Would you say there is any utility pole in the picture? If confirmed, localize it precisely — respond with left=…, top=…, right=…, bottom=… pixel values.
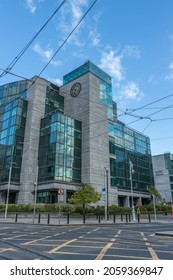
left=33, top=164, right=38, bottom=223
left=4, top=146, right=16, bottom=219
left=4, top=166, right=12, bottom=219
left=104, top=167, right=109, bottom=220
left=129, top=160, right=136, bottom=221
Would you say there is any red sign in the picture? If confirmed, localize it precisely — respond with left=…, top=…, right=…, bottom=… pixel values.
left=58, top=188, right=64, bottom=195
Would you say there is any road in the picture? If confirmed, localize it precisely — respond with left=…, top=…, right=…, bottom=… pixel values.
left=0, top=222, right=173, bottom=260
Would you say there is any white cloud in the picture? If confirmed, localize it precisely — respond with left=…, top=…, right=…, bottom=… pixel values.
left=33, top=43, right=53, bottom=60
left=26, top=0, right=36, bottom=14
left=165, top=61, right=173, bottom=81
left=99, top=45, right=140, bottom=83
left=122, top=45, right=140, bottom=59
left=99, top=46, right=144, bottom=104
left=32, top=43, right=61, bottom=65
left=25, top=0, right=44, bottom=14
left=165, top=34, right=173, bottom=81
left=89, top=29, right=100, bottom=46
left=99, top=49, right=124, bottom=82
left=48, top=77, right=63, bottom=86
left=58, top=0, right=89, bottom=46
left=119, top=81, right=144, bottom=101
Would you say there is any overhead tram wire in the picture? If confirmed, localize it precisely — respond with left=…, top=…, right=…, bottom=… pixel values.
left=0, top=0, right=67, bottom=78
left=0, top=0, right=98, bottom=110
left=34, top=0, right=98, bottom=80
left=0, top=67, right=31, bottom=82
left=118, top=92, right=173, bottom=117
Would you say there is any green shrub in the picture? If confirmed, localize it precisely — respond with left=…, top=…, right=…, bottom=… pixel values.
left=61, top=204, right=75, bottom=214
left=109, top=205, right=121, bottom=215
left=94, top=206, right=105, bottom=215
left=0, top=204, right=5, bottom=212
left=74, top=205, right=94, bottom=214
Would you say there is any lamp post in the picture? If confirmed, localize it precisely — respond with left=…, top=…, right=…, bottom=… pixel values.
left=152, top=194, right=157, bottom=221
left=33, top=164, right=38, bottom=223
left=4, top=146, right=16, bottom=219
left=129, top=160, right=136, bottom=221
left=104, top=167, right=109, bottom=220
left=4, top=165, right=12, bottom=219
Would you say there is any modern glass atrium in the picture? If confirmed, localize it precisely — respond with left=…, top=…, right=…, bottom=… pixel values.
left=109, top=121, right=153, bottom=192
left=0, top=81, right=28, bottom=185
left=38, top=112, right=82, bottom=183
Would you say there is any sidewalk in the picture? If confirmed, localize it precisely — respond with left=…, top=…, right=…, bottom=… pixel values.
left=1, top=214, right=173, bottom=237
left=0, top=213, right=172, bottom=225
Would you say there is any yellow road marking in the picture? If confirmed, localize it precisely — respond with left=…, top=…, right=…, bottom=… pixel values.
left=0, top=248, right=16, bottom=253
left=95, top=230, right=122, bottom=260
left=4, top=234, right=27, bottom=240
left=54, top=251, right=151, bottom=259
left=67, top=244, right=103, bottom=249
left=53, top=232, right=66, bottom=236
left=148, top=247, right=159, bottom=260
left=21, top=235, right=52, bottom=245
left=141, top=232, right=159, bottom=260
left=48, top=239, right=77, bottom=254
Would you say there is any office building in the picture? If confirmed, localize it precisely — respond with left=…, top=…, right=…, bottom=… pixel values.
left=0, top=61, right=154, bottom=206
left=152, top=152, right=173, bottom=203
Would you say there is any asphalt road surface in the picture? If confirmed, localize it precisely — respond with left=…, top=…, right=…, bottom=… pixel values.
left=0, top=222, right=173, bottom=260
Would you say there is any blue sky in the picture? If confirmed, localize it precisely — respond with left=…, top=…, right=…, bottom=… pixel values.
left=0, top=0, right=173, bottom=155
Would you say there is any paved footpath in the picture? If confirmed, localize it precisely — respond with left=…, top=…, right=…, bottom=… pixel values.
left=0, top=214, right=173, bottom=236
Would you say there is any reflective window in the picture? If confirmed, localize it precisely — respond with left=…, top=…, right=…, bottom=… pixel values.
left=38, top=111, right=82, bottom=183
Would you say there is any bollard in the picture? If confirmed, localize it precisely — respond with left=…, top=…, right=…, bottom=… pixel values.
left=126, top=214, right=128, bottom=223
left=83, top=213, right=85, bottom=224
left=15, top=213, right=18, bottom=223
left=47, top=214, right=50, bottom=224
left=38, top=213, right=41, bottom=224
left=121, top=214, right=123, bottom=222
left=137, top=214, right=140, bottom=223
left=113, top=214, right=116, bottom=223
left=98, top=214, right=101, bottom=223
left=148, top=213, right=151, bottom=223
left=67, top=213, right=69, bottom=224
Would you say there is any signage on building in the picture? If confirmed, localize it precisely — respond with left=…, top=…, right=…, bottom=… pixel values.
left=58, top=188, right=64, bottom=195
left=155, top=170, right=164, bottom=176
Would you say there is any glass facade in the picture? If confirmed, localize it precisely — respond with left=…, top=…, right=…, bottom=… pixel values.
left=109, top=121, right=153, bottom=192
left=0, top=97, right=27, bottom=183
left=38, top=112, right=82, bottom=183
left=63, top=60, right=114, bottom=120
left=45, top=84, right=64, bottom=115
left=63, top=60, right=111, bottom=85
left=0, top=80, right=28, bottom=105
left=164, top=153, right=173, bottom=175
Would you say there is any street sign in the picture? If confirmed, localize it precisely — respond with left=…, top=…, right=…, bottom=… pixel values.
left=58, top=195, right=64, bottom=202
left=102, top=187, right=106, bottom=194
left=101, top=195, right=106, bottom=201
left=58, top=188, right=64, bottom=195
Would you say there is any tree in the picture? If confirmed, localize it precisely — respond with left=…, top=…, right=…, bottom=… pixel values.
left=148, top=186, right=162, bottom=202
left=68, top=184, right=101, bottom=223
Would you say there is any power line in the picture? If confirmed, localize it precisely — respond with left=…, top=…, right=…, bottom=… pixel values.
left=0, top=0, right=67, bottom=78
left=118, top=92, right=173, bottom=117
left=151, top=136, right=173, bottom=141
left=0, top=67, right=30, bottom=81
left=35, top=0, right=98, bottom=79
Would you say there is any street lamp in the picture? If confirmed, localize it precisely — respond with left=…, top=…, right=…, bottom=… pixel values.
left=4, top=145, right=16, bottom=219
left=129, top=160, right=136, bottom=221
left=33, top=164, right=38, bottom=223
left=152, top=194, right=157, bottom=221
left=4, top=162, right=16, bottom=219
left=104, top=167, right=109, bottom=220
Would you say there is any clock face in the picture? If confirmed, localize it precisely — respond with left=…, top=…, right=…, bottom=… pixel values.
left=70, top=83, right=81, bottom=97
